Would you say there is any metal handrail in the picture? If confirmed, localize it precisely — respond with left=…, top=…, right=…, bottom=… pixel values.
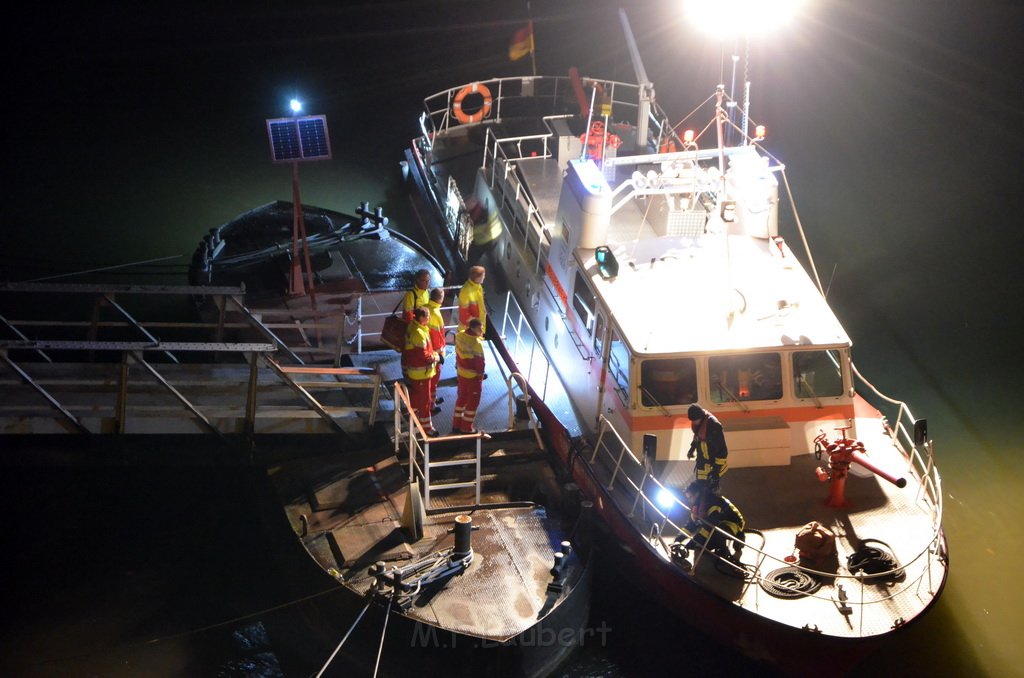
left=851, top=360, right=943, bottom=522
left=392, top=381, right=489, bottom=511
left=498, top=291, right=554, bottom=401
left=482, top=127, right=552, bottom=279
left=505, top=371, right=544, bottom=451
left=421, top=76, right=645, bottom=138
left=349, top=287, right=463, bottom=355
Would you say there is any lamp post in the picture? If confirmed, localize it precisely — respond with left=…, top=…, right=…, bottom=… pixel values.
left=287, top=99, right=310, bottom=296
left=684, top=0, right=803, bottom=145
left=266, top=99, right=332, bottom=297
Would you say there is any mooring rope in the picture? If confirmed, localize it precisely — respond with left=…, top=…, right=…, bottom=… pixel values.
left=315, top=599, right=372, bottom=678
left=372, top=597, right=394, bottom=678
left=847, top=538, right=905, bottom=581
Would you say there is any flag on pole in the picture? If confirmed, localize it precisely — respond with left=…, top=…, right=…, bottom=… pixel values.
left=509, top=21, right=534, bottom=61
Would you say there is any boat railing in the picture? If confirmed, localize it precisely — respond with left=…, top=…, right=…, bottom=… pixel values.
left=347, top=287, right=463, bottom=355
left=422, top=76, right=644, bottom=139
left=851, top=361, right=944, bottom=524
left=498, top=290, right=557, bottom=403
left=505, top=370, right=545, bottom=452
left=481, top=127, right=552, bottom=280
left=393, top=380, right=491, bottom=512
left=590, top=413, right=945, bottom=635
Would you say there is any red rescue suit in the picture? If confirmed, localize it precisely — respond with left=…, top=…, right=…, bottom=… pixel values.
left=402, top=319, right=437, bottom=430
left=426, top=298, right=446, bottom=408
left=452, top=327, right=484, bottom=433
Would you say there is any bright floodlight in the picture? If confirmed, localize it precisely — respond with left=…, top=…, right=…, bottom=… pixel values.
left=289, top=98, right=303, bottom=114
left=656, top=488, right=677, bottom=510
left=685, top=0, right=802, bottom=36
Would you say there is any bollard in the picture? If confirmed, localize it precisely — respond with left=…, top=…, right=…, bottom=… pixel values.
left=452, top=514, right=473, bottom=559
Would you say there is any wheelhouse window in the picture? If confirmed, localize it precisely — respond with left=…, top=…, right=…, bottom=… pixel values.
left=594, top=312, right=606, bottom=354
left=793, top=349, right=844, bottom=398
left=572, top=270, right=596, bottom=334
left=608, top=331, right=630, bottom=406
left=640, top=358, right=697, bottom=408
left=710, top=353, right=782, bottom=403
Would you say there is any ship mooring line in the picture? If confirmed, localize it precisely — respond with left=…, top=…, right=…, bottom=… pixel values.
left=25, top=255, right=183, bottom=283
left=315, top=599, right=374, bottom=678
left=27, top=584, right=346, bottom=670
left=372, top=597, right=394, bottom=678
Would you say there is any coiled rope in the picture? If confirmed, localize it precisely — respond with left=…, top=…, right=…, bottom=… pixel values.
left=846, top=538, right=905, bottom=581
left=760, top=567, right=822, bottom=599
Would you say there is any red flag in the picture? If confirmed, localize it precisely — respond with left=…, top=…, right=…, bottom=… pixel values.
left=509, top=21, right=534, bottom=61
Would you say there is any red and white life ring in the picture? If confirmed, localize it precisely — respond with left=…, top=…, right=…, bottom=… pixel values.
left=452, top=83, right=493, bottom=124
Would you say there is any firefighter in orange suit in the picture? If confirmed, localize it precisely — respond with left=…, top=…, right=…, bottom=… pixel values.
left=403, top=268, right=432, bottom=322
left=402, top=307, right=439, bottom=436
left=457, top=265, right=486, bottom=334
left=453, top=318, right=485, bottom=433
left=426, top=287, right=447, bottom=415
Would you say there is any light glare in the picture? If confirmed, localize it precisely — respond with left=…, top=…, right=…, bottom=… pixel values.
left=684, top=0, right=803, bottom=36
left=289, top=98, right=303, bottom=113
left=656, top=488, right=677, bottom=510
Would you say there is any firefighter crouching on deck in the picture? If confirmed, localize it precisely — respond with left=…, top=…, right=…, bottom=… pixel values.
left=402, top=307, right=440, bottom=436
left=687, top=403, right=728, bottom=497
left=675, top=481, right=746, bottom=562
left=452, top=318, right=485, bottom=434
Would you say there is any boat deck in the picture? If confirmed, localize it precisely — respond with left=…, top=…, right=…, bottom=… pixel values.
left=270, top=438, right=577, bottom=642
left=348, top=333, right=581, bottom=439
left=604, top=405, right=946, bottom=639
left=269, top=343, right=586, bottom=643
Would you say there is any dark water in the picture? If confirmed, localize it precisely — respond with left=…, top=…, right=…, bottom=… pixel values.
left=3, top=1, right=1023, bottom=675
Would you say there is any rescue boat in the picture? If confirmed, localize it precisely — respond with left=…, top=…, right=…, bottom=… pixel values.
left=404, top=10, right=947, bottom=675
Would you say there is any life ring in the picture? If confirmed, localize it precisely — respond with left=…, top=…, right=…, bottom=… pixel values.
left=452, top=83, right=493, bottom=124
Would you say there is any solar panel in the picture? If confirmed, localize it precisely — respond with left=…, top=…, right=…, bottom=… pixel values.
left=266, top=115, right=332, bottom=163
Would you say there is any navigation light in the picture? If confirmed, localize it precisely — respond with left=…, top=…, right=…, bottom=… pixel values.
left=595, top=246, right=619, bottom=280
